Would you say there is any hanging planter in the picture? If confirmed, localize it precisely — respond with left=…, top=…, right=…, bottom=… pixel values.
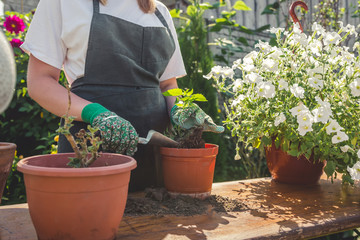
left=17, top=153, right=136, bottom=240
left=0, top=142, right=16, bottom=204
left=160, top=143, right=218, bottom=199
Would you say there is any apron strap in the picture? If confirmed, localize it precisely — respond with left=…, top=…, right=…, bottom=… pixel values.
left=155, top=8, right=169, bottom=29
left=93, top=0, right=100, bottom=14
left=154, top=8, right=174, bottom=41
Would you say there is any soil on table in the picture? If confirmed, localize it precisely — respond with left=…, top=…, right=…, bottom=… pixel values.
left=124, top=188, right=247, bottom=216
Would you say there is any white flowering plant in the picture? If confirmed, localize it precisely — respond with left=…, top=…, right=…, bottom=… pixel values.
left=206, top=22, right=360, bottom=184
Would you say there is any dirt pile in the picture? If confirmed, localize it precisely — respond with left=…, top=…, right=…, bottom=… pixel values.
left=124, top=188, right=246, bottom=216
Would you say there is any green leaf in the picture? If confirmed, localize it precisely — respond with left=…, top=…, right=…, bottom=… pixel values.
left=215, top=18, right=227, bottom=23
left=254, top=24, right=271, bottom=32
left=199, top=3, right=211, bottom=10
left=187, top=5, right=197, bottom=17
left=253, top=138, right=261, bottom=148
left=233, top=1, right=252, bottom=11
left=67, top=158, right=82, bottom=168
left=191, top=94, right=207, bottom=102
left=261, top=2, right=280, bottom=15
left=274, top=137, right=281, bottom=149
left=170, top=9, right=182, bottom=18
left=342, top=174, right=354, bottom=185
left=238, top=25, right=253, bottom=34
left=162, top=88, right=183, bottom=97
left=288, top=150, right=298, bottom=157
left=262, top=136, right=272, bottom=146
left=237, top=37, right=249, bottom=46
left=324, top=161, right=336, bottom=177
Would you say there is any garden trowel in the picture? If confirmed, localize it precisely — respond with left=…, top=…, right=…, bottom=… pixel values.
left=139, top=130, right=179, bottom=148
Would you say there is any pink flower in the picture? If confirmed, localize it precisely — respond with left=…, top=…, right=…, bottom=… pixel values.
left=10, top=38, right=23, bottom=49
left=3, top=15, right=26, bottom=34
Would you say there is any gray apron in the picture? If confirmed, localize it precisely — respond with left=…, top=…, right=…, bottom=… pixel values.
left=58, top=0, right=175, bottom=192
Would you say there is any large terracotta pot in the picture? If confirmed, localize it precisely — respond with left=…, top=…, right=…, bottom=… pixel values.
left=265, top=143, right=325, bottom=185
left=17, top=153, right=136, bottom=240
left=160, top=143, right=218, bottom=199
left=0, top=142, right=16, bottom=204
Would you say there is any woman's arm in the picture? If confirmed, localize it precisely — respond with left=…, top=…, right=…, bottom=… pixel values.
left=27, top=55, right=91, bottom=121
left=159, top=77, right=178, bottom=116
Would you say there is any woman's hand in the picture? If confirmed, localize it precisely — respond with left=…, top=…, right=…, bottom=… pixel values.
left=92, top=111, right=139, bottom=156
left=170, top=103, right=224, bottom=133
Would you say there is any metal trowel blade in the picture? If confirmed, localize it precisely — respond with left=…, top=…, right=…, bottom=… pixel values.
left=139, top=130, right=179, bottom=148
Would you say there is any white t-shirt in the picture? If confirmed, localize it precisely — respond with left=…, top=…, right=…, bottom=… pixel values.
left=21, top=0, right=186, bottom=84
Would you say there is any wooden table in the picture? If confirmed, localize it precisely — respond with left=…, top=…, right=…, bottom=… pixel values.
left=1, top=176, right=360, bottom=240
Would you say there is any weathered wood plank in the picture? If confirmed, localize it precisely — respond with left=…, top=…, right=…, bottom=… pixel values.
left=1, top=175, right=359, bottom=240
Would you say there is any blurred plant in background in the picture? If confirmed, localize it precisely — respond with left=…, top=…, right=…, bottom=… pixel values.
left=0, top=10, right=63, bottom=205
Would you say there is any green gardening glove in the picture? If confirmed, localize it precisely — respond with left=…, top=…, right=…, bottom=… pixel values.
left=82, top=103, right=139, bottom=156
left=170, top=103, right=224, bottom=133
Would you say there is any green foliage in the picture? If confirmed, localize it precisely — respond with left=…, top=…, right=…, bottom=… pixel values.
left=0, top=11, right=64, bottom=157
left=163, top=88, right=207, bottom=108
left=0, top=10, right=64, bottom=205
left=211, top=21, right=360, bottom=184
left=207, top=1, right=270, bottom=65
left=171, top=0, right=261, bottom=181
left=312, top=0, right=345, bottom=31
left=1, top=154, right=26, bottom=205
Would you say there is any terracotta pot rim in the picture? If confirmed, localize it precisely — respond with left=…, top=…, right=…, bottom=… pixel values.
left=0, top=142, right=16, bottom=150
left=159, top=143, right=219, bottom=157
left=17, top=153, right=136, bottom=177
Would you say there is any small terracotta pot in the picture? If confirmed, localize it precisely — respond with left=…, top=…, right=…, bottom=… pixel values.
left=160, top=143, right=218, bottom=199
left=17, top=153, right=136, bottom=240
left=0, top=142, right=16, bottom=204
left=265, top=143, right=325, bottom=185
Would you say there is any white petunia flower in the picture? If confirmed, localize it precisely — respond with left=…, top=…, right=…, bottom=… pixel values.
left=315, top=96, right=331, bottom=109
left=267, top=27, right=285, bottom=34
left=290, top=84, right=305, bottom=99
left=231, top=95, right=246, bottom=107
left=232, top=79, right=245, bottom=92
left=323, top=32, right=342, bottom=46
left=297, top=123, right=313, bottom=136
left=326, top=119, right=344, bottom=134
left=307, top=65, right=324, bottom=78
left=262, top=58, right=278, bottom=72
left=242, top=64, right=256, bottom=72
left=347, top=161, right=360, bottom=181
left=341, top=51, right=355, bottom=63
left=312, top=107, right=332, bottom=124
left=245, top=72, right=263, bottom=83
left=308, top=39, right=323, bottom=56
left=232, top=59, right=242, bottom=69
left=344, top=23, right=358, bottom=37
left=274, top=113, right=286, bottom=126
left=255, top=81, right=276, bottom=99
left=278, top=79, right=288, bottom=90
left=243, top=51, right=258, bottom=65
left=297, top=111, right=314, bottom=126
left=349, top=79, right=360, bottom=97
left=290, top=102, right=308, bottom=116
left=255, top=40, right=271, bottom=53
left=332, top=131, right=349, bottom=144
left=308, top=77, right=324, bottom=90
left=269, top=47, right=283, bottom=60
left=221, top=67, right=234, bottom=79
left=353, top=42, right=360, bottom=52
left=207, top=66, right=223, bottom=79
left=340, top=145, right=351, bottom=153
left=358, top=149, right=360, bottom=159
left=312, top=22, right=326, bottom=36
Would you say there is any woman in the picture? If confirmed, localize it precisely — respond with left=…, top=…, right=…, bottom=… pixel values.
left=22, top=0, right=223, bottom=191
